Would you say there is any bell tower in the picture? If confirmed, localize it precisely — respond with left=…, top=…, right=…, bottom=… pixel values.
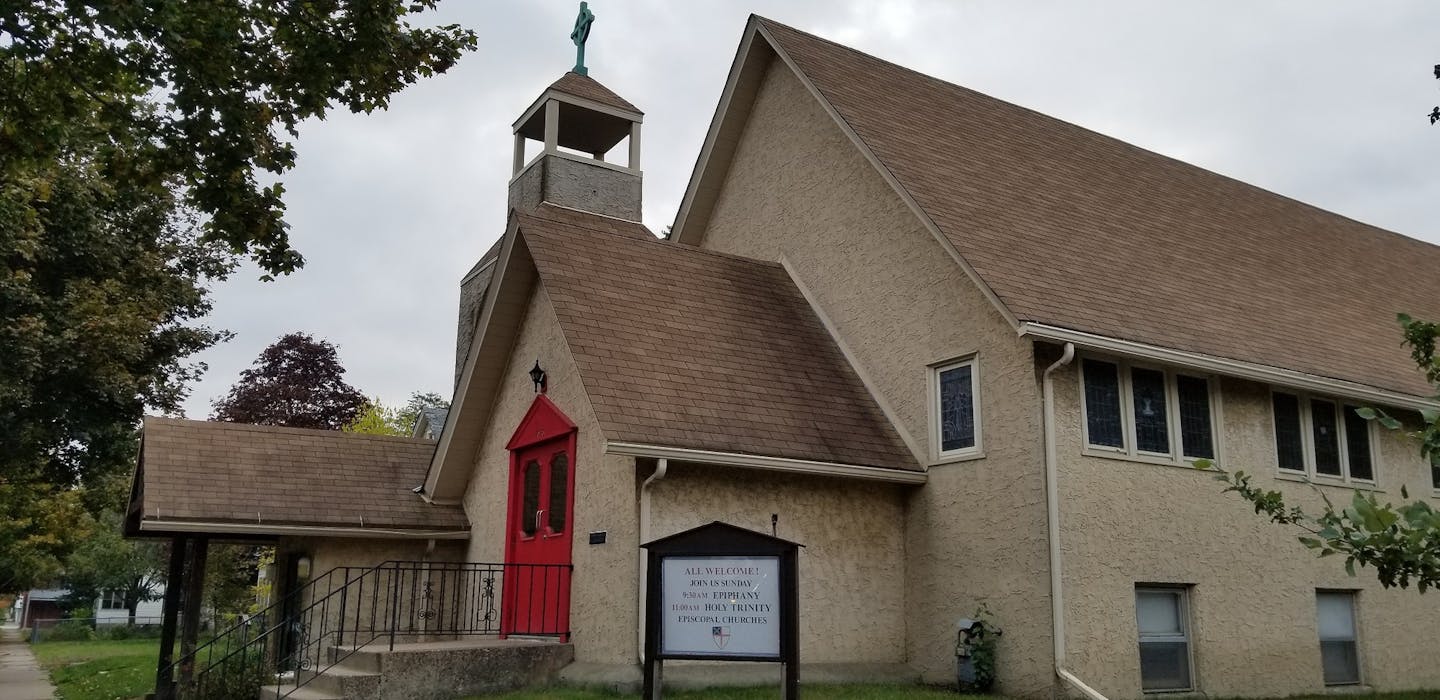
left=508, top=6, right=642, bottom=221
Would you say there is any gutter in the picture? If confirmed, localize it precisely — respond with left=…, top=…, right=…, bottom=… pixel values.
left=1020, top=322, right=1438, bottom=412
left=1042, top=343, right=1109, bottom=700
left=137, top=520, right=469, bottom=540
left=606, top=442, right=926, bottom=485
left=637, top=458, right=668, bottom=663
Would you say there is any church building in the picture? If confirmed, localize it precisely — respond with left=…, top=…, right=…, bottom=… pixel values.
left=127, top=13, right=1440, bottom=700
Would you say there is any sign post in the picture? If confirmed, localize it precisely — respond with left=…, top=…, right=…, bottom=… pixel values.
left=641, top=521, right=802, bottom=699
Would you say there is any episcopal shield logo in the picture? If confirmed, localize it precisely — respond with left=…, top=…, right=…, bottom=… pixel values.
left=712, top=625, right=731, bottom=649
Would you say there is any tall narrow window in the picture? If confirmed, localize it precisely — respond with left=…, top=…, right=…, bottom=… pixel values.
left=936, top=360, right=977, bottom=454
left=1311, top=400, right=1342, bottom=476
left=520, top=460, right=541, bottom=537
left=1136, top=587, right=1192, bottom=692
left=1317, top=592, right=1360, bottom=685
left=1084, top=360, right=1124, bottom=449
left=1273, top=393, right=1305, bottom=472
left=1176, top=375, right=1214, bottom=460
left=1342, top=406, right=1373, bottom=481
left=1131, top=368, right=1170, bottom=454
left=547, top=452, right=568, bottom=533
left=1432, top=455, right=1440, bottom=491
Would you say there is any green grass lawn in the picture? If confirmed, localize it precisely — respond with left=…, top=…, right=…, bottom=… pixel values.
left=471, top=687, right=985, bottom=700
left=31, top=639, right=161, bottom=700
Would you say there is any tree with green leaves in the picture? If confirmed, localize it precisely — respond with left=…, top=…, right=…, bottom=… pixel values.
left=1212, top=314, right=1440, bottom=592
left=345, top=391, right=448, bottom=436
left=1, top=1, right=475, bottom=588
left=60, top=511, right=166, bottom=625
left=212, top=332, right=367, bottom=430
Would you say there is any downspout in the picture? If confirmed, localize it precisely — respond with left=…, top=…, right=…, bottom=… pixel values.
left=1042, top=343, right=1109, bottom=700
left=637, top=458, right=668, bottom=663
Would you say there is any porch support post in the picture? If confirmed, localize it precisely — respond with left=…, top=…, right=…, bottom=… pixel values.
left=176, top=537, right=210, bottom=692
left=154, top=536, right=187, bottom=700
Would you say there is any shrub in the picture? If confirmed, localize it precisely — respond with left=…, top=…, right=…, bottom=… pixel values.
left=42, top=620, right=96, bottom=642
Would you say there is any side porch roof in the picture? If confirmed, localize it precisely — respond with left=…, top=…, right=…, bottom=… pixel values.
left=128, top=417, right=468, bottom=539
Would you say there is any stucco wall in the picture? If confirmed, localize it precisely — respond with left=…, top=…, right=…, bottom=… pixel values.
left=695, top=59, right=1053, bottom=695
left=1052, top=365, right=1440, bottom=698
left=508, top=154, right=642, bottom=221
left=649, top=463, right=907, bottom=664
left=461, top=283, right=640, bottom=665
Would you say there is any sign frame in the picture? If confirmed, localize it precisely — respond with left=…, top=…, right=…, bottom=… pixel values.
left=641, top=521, right=802, bottom=698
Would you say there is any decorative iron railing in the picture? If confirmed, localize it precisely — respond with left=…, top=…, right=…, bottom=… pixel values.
left=164, top=560, right=572, bottom=700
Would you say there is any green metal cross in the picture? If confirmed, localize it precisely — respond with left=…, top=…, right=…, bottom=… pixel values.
left=570, top=2, right=594, bottom=76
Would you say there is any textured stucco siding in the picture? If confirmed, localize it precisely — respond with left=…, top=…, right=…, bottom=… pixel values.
left=462, top=283, right=640, bottom=665
left=695, top=60, right=1053, bottom=695
left=649, top=463, right=907, bottom=664
left=508, top=154, right=642, bottom=221
left=1053, top=366, right=1440, bottom=698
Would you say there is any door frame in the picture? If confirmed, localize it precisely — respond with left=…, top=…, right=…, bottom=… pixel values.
left=501, top=394, right=578, bottom=637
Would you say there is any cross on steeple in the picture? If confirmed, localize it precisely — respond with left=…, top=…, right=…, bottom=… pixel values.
left=570, top=2, right=594, bottom=76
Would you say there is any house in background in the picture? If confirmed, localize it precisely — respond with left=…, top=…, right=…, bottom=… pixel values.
left=125, top=13, right=1440, bottom=700
left=17, top=586, right=165, bottom=631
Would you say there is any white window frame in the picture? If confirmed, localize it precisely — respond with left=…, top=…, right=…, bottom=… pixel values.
left=1316, top=590, right=1362, bottom=686
left=100, top=589, right=124, bottom=610
left=1269, top=389, right=1377, bottom=485
left=1135, top=585, right=1196, bottom=693
left=930, top=356, right=982, bottom=462
left=1080, top=356, right=1222, bottom=467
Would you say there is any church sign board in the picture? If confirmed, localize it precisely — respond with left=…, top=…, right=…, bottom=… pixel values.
left=642, top=522, right=802, bottom=698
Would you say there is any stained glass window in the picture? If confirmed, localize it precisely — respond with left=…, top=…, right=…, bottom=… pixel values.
left=1131, top=368, right=1170, bottom=454
left=547, top=452, right=568, bottom=533
left=1084, top=360, right=1123, bottom=448
left=1312, top=400, right=1342, bottom=476
left=1176, top=375, right=1213, bottom=460
left=938, top=363, right=975, bottom=453
left=1342, top=406, right=1373, bottom=481
left=1273, top=393, right=1305, bottom=471
left=521, top=460, right=540, bottom=537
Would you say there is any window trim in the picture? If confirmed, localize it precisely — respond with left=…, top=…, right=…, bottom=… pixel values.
left=1135, top=584, right=1196, bottom=693
left=1269, top=389, right=1378, bottom=486
left=1080, top=355, right=1222, bottom=467
left=930, top=355, right=982, bottom=462
left=1316, top=589, right=1363, bottom=687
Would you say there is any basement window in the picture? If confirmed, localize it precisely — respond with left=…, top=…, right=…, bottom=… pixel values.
left=1271, top=392, right=1375, bottom=483
left=932, top=357, right=981, bottom=460
left=1317, top=591, right=1361, bottom=686
left=1082, top=358, right=1217, bottom=464
left=1136, top=586, right=1194, bottom=692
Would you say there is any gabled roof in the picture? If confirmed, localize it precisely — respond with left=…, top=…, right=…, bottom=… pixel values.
left=130, top=418, right=467, bottom=538
left=675, top=16, right=1440, bottom=400
left=427, top=204, right=917, bottom=499
left=522, top=206, right=916, bottom=471
left=547, top=71, right=642, bottom=115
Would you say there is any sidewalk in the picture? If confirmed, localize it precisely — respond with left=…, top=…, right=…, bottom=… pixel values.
left=0, top=625, right=56, bottom=700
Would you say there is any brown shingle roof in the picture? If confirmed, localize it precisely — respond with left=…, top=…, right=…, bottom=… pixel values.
left=135, top=417, right=466, bottom=532
left=759, top=17, right=1440, bottom=397
left=548, top=72, right=641, bottom=114
left=518, top=205, right=916, bottom=471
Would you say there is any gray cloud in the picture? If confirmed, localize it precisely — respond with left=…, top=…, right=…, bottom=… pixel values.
left=179, top=0, right=1440, bottom=417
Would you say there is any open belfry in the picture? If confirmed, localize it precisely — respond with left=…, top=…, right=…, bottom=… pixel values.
left=127, top=6, right=1440, bottom=699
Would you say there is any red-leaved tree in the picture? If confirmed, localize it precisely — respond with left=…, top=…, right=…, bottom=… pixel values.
left=211, top=333, right=366, bottom=430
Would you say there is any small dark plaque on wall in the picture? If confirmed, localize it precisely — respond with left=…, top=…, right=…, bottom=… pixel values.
left=589, top=531, right=607, bottom=545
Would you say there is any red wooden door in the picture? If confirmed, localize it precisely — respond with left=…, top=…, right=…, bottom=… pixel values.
left=502, top=395, right=576, bottom=638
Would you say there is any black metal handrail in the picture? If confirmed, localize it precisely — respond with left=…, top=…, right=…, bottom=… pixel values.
left=166, top=560, right=572, bottom=700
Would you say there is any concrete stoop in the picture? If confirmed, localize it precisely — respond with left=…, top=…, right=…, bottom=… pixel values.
left=258, top=637, right=574, bottom=700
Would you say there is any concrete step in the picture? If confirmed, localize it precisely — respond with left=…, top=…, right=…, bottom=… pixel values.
left=326, top=636, right=574, bottom=698
left=301, top=663, right=381, bottom=700
left=256, top=682, right=344, bottom=700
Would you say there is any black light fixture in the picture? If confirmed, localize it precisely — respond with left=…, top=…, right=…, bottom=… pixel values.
left=529, top=359, right=547, bottom=394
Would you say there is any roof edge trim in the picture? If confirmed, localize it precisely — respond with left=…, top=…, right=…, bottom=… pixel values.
left=606, top=442, right=927, bottom=484
left=1019, top=322, right=1439, bottom=411
left=137, top=520, right=469, bottom=540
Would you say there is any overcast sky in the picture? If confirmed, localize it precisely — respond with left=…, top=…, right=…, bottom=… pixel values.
left=177, top=0, right=1440, bottom=418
